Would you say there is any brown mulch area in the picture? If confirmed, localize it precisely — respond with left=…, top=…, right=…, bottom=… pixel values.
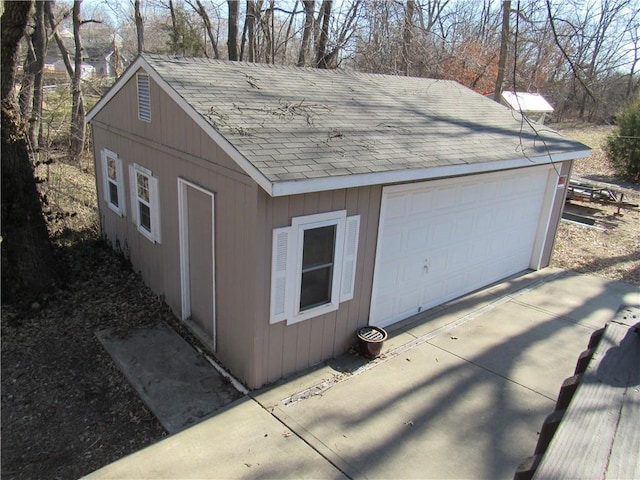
left=1, top=124, right=638, bottom=480
left=1, top=236, right=171, bottom=479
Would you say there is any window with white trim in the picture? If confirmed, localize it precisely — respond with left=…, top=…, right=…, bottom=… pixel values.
left=270, top=210, right=360, bottom=325
left=129, top=163, right=161, bottom=243
left=100, top=149, right=125, bottom=216
left=137, top=73, right=151, bottom=122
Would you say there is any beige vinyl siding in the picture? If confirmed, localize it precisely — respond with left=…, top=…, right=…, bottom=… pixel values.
left=255, top=186, right=382, bottom=385
left=92, top=73, right=261, bottom=386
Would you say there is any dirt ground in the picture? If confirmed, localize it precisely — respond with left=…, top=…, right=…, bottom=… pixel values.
left=1, top=124, right=638, bottom=479
left=552, top=124, right=640, bottom=285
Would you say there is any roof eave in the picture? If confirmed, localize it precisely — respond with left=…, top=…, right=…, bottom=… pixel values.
left=88, top=56, right=588, bottom=199
left=270, top=149, right=591, bottom=197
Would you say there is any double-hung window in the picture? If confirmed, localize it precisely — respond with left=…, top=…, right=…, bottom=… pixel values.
left=271, top=210, right=360, bottom=325
left=100, top=149, right=125, bottom=216
left=300, top=224, right=336, bottom=311
left=129, top=163, right=161, bottom=243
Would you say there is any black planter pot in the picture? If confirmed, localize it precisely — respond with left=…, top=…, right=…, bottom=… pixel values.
left=357, top=326, right=388, bottom=358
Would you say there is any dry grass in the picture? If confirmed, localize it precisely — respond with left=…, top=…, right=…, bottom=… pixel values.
left=36, top=152, right=100, bottom=242
left=552, top=124, right=640, bottom=285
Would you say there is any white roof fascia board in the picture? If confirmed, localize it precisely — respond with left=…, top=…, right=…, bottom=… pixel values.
left=271, top=149, right=591, bottom=197
left=87, top=57, right=275, bottom=196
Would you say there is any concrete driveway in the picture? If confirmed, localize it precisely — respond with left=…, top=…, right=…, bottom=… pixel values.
left=85, top=268, right=638, bottom=479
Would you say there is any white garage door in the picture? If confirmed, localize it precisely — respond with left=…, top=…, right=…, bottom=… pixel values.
left=370, top=167, right=552, bottom=328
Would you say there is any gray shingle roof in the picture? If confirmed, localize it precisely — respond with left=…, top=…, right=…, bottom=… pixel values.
left=121, top=55, right=589, bottom=190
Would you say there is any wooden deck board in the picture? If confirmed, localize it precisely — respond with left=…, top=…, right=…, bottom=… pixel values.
left=534, top=305, right=640, bottom=480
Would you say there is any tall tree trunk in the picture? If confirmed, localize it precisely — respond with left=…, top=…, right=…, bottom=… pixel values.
left=239, top=7, right=248, bottom=60
left=401, top=0, right=415, bottom=76
left=227, top=0, right=239, bottom=60
left=2, top=0, right=60, bottom=301
left=47, top=1, right=83, bottom=164
left=297, top=0, right=314, bottom=66
left=493, top=1, right=510, bottom=102
left=246, top=0, right=256, bottom=62
left=261, top=0, right=274, bottom=63
left=135, top=0, right=144, bottom=55
left=70, top=0, right=85, bottom=166
left=280, top=2, right=297, bottom=64
left=19, top=36, right=35, bottom=121
left=315, top=0, right=359, bottom=69
left=168, top=0, right=179, bottom=55
left=193, top=0, right=220, bottom=58
left=30, top=0, right=46, bottom=151
left=315, top=0, right=332, bottom=68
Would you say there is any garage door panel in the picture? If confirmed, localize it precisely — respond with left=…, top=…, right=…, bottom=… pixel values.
left=407, top=225, right=429, bottom=251
left=385, top=195, right=408, bottom=219
left=370, top=167, right=551, bottom=328
left=410, top=190, right=436, bottom=214
left=376, top=262, right=401, bottom=291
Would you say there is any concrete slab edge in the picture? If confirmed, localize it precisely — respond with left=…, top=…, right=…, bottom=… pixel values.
left=260, top=404, right=364, bottom=480
left=192, top=344, right=250, bottom=395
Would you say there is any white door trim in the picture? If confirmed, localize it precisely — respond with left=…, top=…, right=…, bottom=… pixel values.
left=178, top=177, right=216, bottom=350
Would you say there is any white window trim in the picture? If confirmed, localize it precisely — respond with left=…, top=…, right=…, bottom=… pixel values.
left=270, top=210, right=360, bottom=325
left=137, top=72, right=151, bottom=122
left=100, top=149, right=125, bottom=216
left=129, top=163, right=161, bottom=243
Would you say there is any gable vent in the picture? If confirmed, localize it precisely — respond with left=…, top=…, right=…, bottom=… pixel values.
left=137, top=73, right=151, bottom=122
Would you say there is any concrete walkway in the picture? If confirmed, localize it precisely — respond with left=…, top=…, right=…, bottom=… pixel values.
left=85, top=269, right=638, bottom=479
left=97, top=322, right=244, bottom=434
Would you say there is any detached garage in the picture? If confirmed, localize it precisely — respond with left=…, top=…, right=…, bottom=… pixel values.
left=88, top=55, right=589, bottom=388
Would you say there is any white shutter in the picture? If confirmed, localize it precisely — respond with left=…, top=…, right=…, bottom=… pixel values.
left=116, top=158, right=126, bottom=216
left=150, top=175, right=161, bottom=243
left=129, top=165, right=139, bottom=225
left=100, top=151, right=110, bottom=204
left=340, top=215, right=360, bottom=302
left=270, top=226, right=291, bottom=324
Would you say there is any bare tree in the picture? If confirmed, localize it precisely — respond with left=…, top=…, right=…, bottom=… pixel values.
left=228, top=0, right=239, bottom=60
left=46, top=1, right=88, bottom=165
left=70, top=1, right=86, bottom=164
left=187, top=0, right=220, bottom=58
left=297, top=0, right=314, bottom=66
left=20, top=1, right=49, bottom=151
left=400, top=0, right=416, bottom=76
left=314, top=0, right=361, bottom=68
left=493, top=0, right=510, bottom=101
left=546, top=0, right=639, bottom=120
left=242, top=0, right=262, bottom=62
left=278, top=1, right=298, bottom=63
left=135, top=0, right=144, bottom=54
left=314, top=0, right=332, bottom=68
